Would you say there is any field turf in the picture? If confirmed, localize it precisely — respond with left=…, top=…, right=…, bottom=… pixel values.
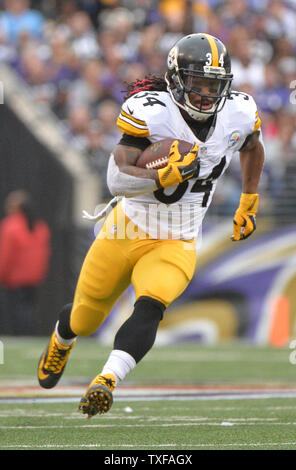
left=0, top=337, right=296, bottom=451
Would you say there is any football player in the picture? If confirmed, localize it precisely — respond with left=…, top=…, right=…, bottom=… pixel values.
left=38, top=33, right=264, bottom=417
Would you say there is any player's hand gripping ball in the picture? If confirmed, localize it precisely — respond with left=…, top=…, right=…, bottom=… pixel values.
left=156, top=140, right=200, bottom=188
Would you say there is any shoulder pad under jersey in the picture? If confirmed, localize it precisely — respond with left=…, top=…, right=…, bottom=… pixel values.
left=117, top=91, right=171, bottom=138
left=226, top=91, right=261, bottom=135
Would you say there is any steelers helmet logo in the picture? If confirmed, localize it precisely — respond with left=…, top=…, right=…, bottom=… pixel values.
left=167, top=46, right=179, bottom=70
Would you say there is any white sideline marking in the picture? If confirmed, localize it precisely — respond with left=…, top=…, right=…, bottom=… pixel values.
left=1, top=442, right=296, bottom=449
left=0, top=422, right=295, bottom=429
left=22, top=351, right=292, bottom=362
left=0, top=413, right=284, bottom=421
left=1, top=390, right=296, bottom=404
left=0, top=414, right=286, bottom=422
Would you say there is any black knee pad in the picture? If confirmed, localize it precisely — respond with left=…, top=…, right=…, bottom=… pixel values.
left=57, top=303, right=76, bottom=339
left=114, top=296, right=165, bottom=363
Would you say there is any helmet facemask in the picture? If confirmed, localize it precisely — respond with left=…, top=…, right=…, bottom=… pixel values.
left=166, top=67, right=232, bottom=121
left=165, top=34, right=233, bottom=121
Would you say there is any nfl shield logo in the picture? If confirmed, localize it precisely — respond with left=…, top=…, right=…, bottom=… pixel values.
left=199, top=146, right=207, bottom=157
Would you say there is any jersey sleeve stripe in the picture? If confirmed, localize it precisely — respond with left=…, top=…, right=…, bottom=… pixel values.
left=120, top=109, right=147, bottom=126
left=254, top=111, right=261, bottom=131
left=118, top=113, right=149, bottom=130
left=117, top=117, right=150, bottom=137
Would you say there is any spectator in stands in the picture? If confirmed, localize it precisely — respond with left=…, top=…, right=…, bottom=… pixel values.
left=17, top=46, right=56, bottom=104
left=220, top=0, right=253, bottom=28
left=278, top=57, right=296, bottom=107
left=207, top=9, right=229, bottom=44
left=265, top=110, right=296, bottom=221
left=0, top=190, right=51, bottom=335
left=264, top=111, right=296, bottom=167
left=99, top=7, right=136, bottom=59
left=68, top=10, right=101, bottom=61
left=256, top=63, right=290, bottom=113
left=68, top=59, right=107, bottom=112
left=228, top=26, right=265, bottom=91
left=86, top=119, right=112, bottom=199
left=86, top=100, right=121, bottom=198
left=265, top=0, right=296, bottom=42
left=64, top=105, right=92, bottom=152
left=96, top=99, right=121, bottom=152
left=49, top=32, right=81, bottom=85
left=135, top=23, right=165, bottom=75
left=0, top=0, right=44, bottom=43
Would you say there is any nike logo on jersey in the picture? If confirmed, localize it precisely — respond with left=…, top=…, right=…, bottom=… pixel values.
left=127, top=105, right=134, bottom=115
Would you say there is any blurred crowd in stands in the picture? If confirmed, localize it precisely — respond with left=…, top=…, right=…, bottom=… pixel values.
left=0, top=0, right=295, bottom=220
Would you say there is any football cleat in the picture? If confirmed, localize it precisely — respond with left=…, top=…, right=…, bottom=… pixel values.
left=38, top=331, right=76, bottom=389
left=78, top=373, right=116, bottom=418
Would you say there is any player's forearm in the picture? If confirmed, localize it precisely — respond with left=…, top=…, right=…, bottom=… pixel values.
left=107, top=153, right=160, bottom=197
left=119, top=164, right=160, bottom=184
left=113, top=144, right=161, bottom=185
left=240, top=140, right=264, bottom=194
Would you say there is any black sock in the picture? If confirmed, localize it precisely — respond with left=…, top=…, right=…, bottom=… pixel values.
left=57, top=303, right=77, bottom=340
left=114, top=296, right=165, bottom=363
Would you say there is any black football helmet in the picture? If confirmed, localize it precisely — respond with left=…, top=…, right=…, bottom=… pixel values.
left=165, top=33, right=233, bottom=121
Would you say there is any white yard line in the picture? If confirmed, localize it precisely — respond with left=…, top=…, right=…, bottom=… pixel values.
left=2, top=390, right=296, bottom=403
left=0, top=421, right=295, bottom=429
left=1, top=442, right=296, bottom=449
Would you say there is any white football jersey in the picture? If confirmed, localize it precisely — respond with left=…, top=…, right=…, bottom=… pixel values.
left=116, top=90, right=261, bottom=240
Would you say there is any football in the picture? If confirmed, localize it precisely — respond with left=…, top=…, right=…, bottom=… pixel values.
left=136, top=138, right=193, bottom=170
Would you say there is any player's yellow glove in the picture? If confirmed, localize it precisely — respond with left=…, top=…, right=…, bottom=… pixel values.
left=232, top=193, right=259, bottom=241
left=158, top=140, right=200, bottom=188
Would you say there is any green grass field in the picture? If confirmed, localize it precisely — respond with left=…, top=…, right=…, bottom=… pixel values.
left=0, top=337, right=296, bottom=450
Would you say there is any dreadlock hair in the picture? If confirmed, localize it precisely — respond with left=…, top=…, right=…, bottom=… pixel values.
left=123, top=75, right=168, bottom=101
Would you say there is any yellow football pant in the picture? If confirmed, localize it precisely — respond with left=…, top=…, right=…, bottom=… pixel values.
left=70, top=202, right=197, bottom=336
